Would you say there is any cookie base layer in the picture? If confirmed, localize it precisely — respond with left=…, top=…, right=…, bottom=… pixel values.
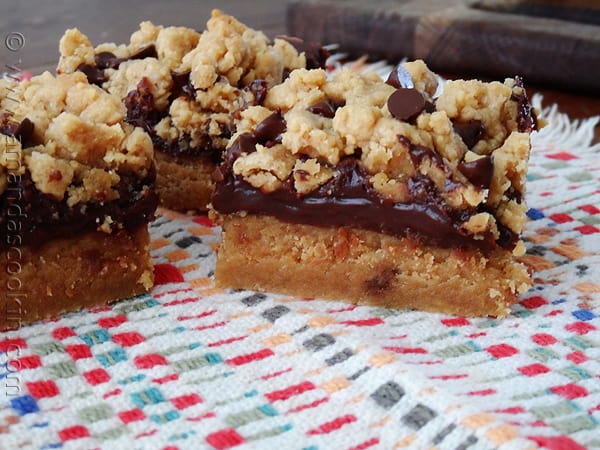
left=155, top=152, right=215, bottom=212
left=214, top=215, right=531, bottom=317
left=0, top=226, right=153, bottom=330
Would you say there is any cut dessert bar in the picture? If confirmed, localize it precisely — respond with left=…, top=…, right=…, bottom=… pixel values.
left=211, top=62, right=538, bottom=317
left=0, top=71, right=157, bottom=330
left=57, top=10, right=328, bottom=212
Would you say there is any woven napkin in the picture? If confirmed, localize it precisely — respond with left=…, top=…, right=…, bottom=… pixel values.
left=0, top=97, right=598, bottom=450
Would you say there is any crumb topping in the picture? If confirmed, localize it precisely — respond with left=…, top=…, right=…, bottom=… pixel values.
left=0, top=71, right=153, bottom=204
left=56, top=10, right=316, bottom=161
left=219, top=61, right=536, bottom=254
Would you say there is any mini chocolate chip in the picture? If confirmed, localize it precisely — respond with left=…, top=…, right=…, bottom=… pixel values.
left=247, top=79, right=268, bottom=105
left=254, top=111, right=286, bottom=144
left=307, top=99, right=336, bottom=118
left=386, top=64, right=414, bottom=89
left=458, top=155, right=494, bottom=189
left=387, top=88, right=425, bottom=122
left=453, top=120, right=485, bottom=149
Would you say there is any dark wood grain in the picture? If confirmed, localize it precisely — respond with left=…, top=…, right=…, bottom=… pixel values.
left=287, top=0, right=600, bottom=94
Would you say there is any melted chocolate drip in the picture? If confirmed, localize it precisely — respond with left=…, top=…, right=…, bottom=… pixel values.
left=453, top=120, right=485, bottom=149
left=511, top=76, right=538, bottom=132
left=0, top=169, right=158, bottom=250
left=77, top=45, right=157, bottom=86
left=124, top=78, right=164, bottom=131
left=277, top=36, right=329, bottom=69
left=254, top=111, right=286, bottom=144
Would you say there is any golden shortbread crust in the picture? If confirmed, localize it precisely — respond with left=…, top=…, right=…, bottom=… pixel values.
left=214, top=214, right=531, bottom=317
left=1, top=226, right=153, bottom=330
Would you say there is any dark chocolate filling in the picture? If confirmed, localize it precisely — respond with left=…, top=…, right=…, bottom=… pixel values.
left=0, top=168, right=158, bottom=250
left=0, top=117, right=157, bottom=249
left=213, top=123, right=516, bottom=252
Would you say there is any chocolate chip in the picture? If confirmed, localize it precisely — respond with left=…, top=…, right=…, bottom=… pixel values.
left=1, top=117, right=34, bottom=148
left=94, top=51, right=122, bottom=70
left=453, top=120, right=485, bottom=149
left=247, top=79, right=268, bottom=105
left=387, top=88, right=425, bottom=122
left=76, top=63, right=107, bottom=86
left=458, top=155, right=494, bottom=189
left=129, top=45, right=157, bottom=61
left=386, top=64, right=414, bottom=89
left=400, top=136, right=442, bottom=168
left=171, top=71, right=196, bottom=100
left=254, top=111, right=286, bottom=144
left=307, top=99, right=337, bottom=118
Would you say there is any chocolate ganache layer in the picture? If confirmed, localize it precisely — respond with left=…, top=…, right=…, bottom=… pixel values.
left=212, top=112, right=517, bottom=252
left=0, top=119, right=158, bottom=250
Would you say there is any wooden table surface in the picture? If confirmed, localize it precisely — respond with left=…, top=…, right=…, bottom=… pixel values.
left=2, top=0, right=598, bottom=141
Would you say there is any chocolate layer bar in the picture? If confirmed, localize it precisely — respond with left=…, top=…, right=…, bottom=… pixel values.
left=211, top=61, right=537, bottom=317
left=0, top=71, right=157, bottom=330
left=57, top=9, right=328, bottom=212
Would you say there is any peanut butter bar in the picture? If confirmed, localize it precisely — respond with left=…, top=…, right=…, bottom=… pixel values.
left=211, top=62, right=538, bottom=317
left=57, top=10, right=328, bottom=212
left=0, top=71, right=157, bottom=330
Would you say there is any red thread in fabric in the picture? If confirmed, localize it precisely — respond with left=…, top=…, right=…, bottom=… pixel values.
left=518, top=364, right=550, bottom=377
left=58, top=425, right=90, bottom=442
left=112, top=332, right=145, bottom=347
left=83, top=368, right=110, bottom=386
left=565, top=322, right=596, bottom=335
left=118, top=408, right=146, bottom=424
left=98, top=315, right=127, bottom=329
left=65, top=344, right=92, bottom=360
left=265, top=381, right=316, bottom=402
left=341, top=318, right=384, bottom=327
left=441, top=317, right=471, bottom=327
left=172, top=393, right=203, bottom=410
left=135, top=354, right=168, bottom=369
left=26, top=380, right=59, bottom=399
left=521, top=296, right=548, bottom=309
left=349, top=438, right=380, bottom=450
left=531, top=333, right=557, bottom=346
left=226, top=348, right=273, bottom=366
left=487, top=344, right=518, bottom=358
left=52, top=327, right=76, bottom=339
left=154, top=263, right=185, bottom=284
left=11, top=355, right=42, bottom=370
left=308, top=414, right=357, bottom=435
left=205, top=428, right=245, bottom=450
left=549, top=383, right=588, bottom=400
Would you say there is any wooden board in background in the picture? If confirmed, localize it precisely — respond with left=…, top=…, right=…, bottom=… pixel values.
left=286, top=0, right=600, bottom=94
